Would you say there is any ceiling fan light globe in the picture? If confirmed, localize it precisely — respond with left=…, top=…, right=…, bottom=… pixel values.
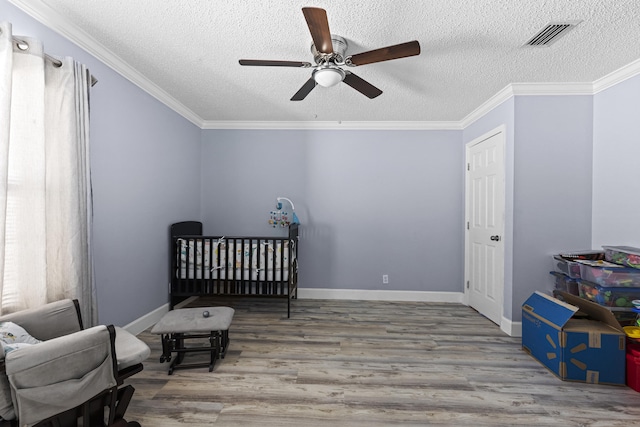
left=313, top=67, right=345, bottom=87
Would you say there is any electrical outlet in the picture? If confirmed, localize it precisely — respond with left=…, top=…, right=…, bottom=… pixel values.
left=382, top=274, right=389, bottom=284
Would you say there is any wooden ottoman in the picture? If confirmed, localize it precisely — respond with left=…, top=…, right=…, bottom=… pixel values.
left=150, top=307, right=234, bottom=374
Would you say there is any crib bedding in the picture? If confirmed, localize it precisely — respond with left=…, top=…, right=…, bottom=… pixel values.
left=177, top=238, right=293, bottom=281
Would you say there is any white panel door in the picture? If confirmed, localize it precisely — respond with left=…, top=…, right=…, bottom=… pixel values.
left=465, top=129, right=505, bottom=326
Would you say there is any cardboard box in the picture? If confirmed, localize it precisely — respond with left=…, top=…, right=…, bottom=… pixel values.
left=522, top=290, right=626, bottom=385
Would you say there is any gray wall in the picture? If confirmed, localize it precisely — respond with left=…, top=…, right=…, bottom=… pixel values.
left=201, top=129, right=464, bottom=292
left=4, top=1, right=203, bottom=326
left=91, top=82, right=201, bottom=326
left=593, top=74, right=640, bottom=247
left=511, top=95, right=594, bottom=321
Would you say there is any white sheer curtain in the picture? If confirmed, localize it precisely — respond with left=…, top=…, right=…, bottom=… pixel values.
left=0, top=22, right=96, bottom=325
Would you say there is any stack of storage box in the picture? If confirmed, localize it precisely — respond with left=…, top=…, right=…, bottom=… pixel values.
left=600, top=247, right=640, bottom=391
left=550, top=250, right=605, bottom=296
left=551, top=247, right=640, bottom=326
left=578, top=246, right=640, bottom=310
left=530, top=247, right=640, bottom=387
left=585, top=246, right=640, bottom=391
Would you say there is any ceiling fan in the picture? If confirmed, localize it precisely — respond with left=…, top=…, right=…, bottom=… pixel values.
left=238, top=7, right=421, bottom=101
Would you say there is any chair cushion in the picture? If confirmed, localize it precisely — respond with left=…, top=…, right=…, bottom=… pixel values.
left=114, top=327, right=150, bottom=371
left=0, top=299, right=82, bottom=341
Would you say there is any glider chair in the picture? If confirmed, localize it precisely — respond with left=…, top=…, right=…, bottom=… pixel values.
left=0, top=299, right=150, bottom=427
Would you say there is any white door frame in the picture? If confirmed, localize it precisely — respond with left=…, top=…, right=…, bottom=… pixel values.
left=463, top=125, right=506, bottom=321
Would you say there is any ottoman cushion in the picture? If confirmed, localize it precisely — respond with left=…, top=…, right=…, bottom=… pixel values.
left=151, top=307, right=234, bottom=335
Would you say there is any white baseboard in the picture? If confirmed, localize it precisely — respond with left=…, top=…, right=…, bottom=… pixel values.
left=298, top=288, right=464, bottom=303
left=122, top=296, right=198, bottom=335
left=501, top=316, right=522, bottom=337
left=122, top=303, right=169, bottom=335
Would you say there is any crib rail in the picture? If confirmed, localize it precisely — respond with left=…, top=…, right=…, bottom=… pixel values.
left=169, top=222, right=299, bottom=317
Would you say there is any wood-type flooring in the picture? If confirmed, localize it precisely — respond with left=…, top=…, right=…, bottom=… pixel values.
left=125, top=297, right=640, bottom=426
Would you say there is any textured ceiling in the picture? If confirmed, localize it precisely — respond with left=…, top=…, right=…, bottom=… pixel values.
left=10, top=0, right=640, bottom=127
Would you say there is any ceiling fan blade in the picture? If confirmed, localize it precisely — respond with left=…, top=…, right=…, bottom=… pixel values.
left=343, top=72, right=382, bottom=99
left=291, top=78, right=317, bottom=101
left=302, top=7, right=333, bottom=54
left=239, top=59, right=312, bottom=68
left=347, top=40, right=421, bottom=66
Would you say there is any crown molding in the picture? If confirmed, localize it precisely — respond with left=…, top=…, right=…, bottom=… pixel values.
left=459, top=81, right=594, bottom=128
left=593, top=57, right=640, bottom=94
left=510, top=82, right=593, bottom=95
left=8, top=0, right=205, bottom=128
left=459, top=85, right=515, bottom=129
left=201, top=120, right=462, bottom=130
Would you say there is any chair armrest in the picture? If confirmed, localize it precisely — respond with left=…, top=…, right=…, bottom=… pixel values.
left=0, top=299, right=83, bottom=341
left=114, top=327, right=150, bottom=373
left=4, top=325, right=118, bottom=426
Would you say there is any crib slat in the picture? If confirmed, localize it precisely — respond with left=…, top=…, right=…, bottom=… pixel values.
left=227, top=239, right=232, bottom=293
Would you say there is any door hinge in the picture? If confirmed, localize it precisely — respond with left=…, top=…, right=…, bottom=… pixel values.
left=466, top=221, right=469, bottom=230
left=466, top=280, right=470, bottom=289
left=467, top=163, right=470, bottom=171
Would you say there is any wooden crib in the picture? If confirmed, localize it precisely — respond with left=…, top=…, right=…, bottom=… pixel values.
left=169, top=221, right=299, bottom=317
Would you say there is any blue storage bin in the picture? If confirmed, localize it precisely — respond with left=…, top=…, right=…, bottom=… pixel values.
left=578, top=279, right=640, bottom=307
left=578, top=260, right=640, bottom=287
left=549, top=271, right=579, bottom=295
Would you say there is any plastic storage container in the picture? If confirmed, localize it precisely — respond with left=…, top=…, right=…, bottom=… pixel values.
left=614, top=310, right=638, bottom=327
left=549, top=271, right=579, bottom=295
left=578, top=279, right=640, bottom=307
left=552, top=251, right=605, bottom=279
left=603, top=246, right=640, bottom=270
left=577, top=259, right=640, bottom=287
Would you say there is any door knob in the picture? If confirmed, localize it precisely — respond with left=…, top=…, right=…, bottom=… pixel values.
left=490, top=235, right=501, bottom=241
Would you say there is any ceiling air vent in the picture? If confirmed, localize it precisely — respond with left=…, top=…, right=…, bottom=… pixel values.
left=524, top=21, right=581, bottom=47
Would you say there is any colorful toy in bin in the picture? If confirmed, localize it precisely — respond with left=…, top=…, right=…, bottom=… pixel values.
left=603, top=246, right=640, bottom=269
left=633, top=303, right=640, bottom=327
left=576, top=259, right=640, bottom=287
left=552, top=251, right=605, bottom=279
left=635, top=309, right=640, bottom=327
left=577, top=279, right=640, bottom=307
